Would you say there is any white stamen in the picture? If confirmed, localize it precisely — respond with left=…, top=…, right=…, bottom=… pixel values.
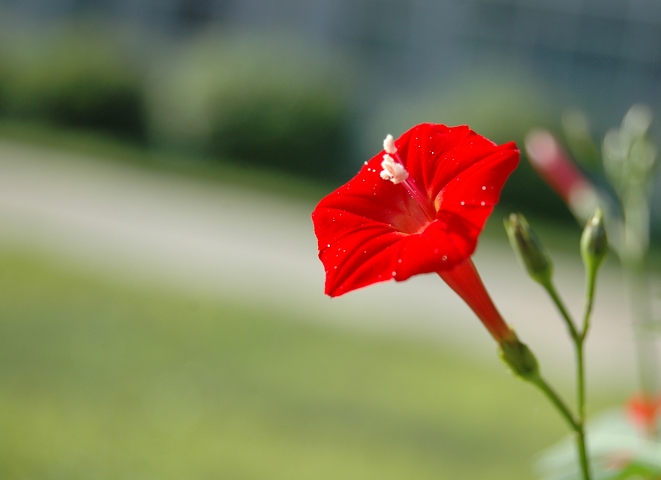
left=380, top=154, right=409, bottom=184
left=383, top=134, right=397, bottom=154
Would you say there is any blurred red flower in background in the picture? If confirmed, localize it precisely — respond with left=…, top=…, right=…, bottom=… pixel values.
left=627, top=393, right=661, bottom=436
left=312, top=123, right=519, bottom=342
left=525, top=129, right=601, bottom=222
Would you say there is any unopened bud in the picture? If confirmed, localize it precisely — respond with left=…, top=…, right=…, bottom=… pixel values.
left=581, top=208, right=607, bottom=275
left=622, top=104, right=653, bottom=139
left=504, top=213, right=553, bottom=286
left=499, top=334, right=539, bottom=380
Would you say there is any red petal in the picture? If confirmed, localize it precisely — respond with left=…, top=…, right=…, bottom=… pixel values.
left=312, top=123, right=519, bottom=297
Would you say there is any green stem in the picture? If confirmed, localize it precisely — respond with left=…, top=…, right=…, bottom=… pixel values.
left=625, top=265, right=660, bottom=398
left=530, top=374, right=591, bottom=480
left=530, top=374, right=578, bottom=430
left=575, top=339, right=590, bottom=480
left=575, top=326, right=589, bottom=479
left=540, top=280, right=593, bottom=479
left=577, top=269, right=595, bottom=421
left=575, top=422, right=591, bottom=480
left=543, top=280, right=579, bottom=343
left=576, top=342, right=586, bottom=425
left=573, top=250, right=600, bottom=479
left=580, top=275, right=595, bottom=343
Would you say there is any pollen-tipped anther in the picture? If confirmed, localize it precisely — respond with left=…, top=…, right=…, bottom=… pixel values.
left=380, top=154, right=409, bottom=184
left=383, top=134, right=397, bottom=154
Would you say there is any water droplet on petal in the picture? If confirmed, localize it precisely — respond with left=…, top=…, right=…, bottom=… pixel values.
left=482, top=185, right=486, bottom=190
left=442, top=255, right=448, bottom=261
left=392, top=271, right=397, bottom=276
left=460, top=201, right=465, bottom=206
left=397, top=259, right=402, bottom=263
left=480, top=201, right=486, bottom=206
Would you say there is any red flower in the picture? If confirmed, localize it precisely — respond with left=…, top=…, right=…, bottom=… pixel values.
left=627, top=393, right=661, bottom=436
left=311, top=123, right=519, bottom=342
left=525, top=129, right=600, bottom=222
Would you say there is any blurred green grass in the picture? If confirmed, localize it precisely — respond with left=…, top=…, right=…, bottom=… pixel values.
left=0, top=245, right=574, bottom=480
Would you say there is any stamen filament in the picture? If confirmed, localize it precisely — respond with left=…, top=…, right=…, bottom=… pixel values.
left=393, top=152, right=437, bottom=222
left=379, top=134, right=436, bottom=223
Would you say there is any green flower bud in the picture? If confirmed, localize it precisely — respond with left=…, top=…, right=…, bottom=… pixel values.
left=504, top=213, right=553, bottom=286
left=581, top=208, right=608, bottom=275
left=499, top=334, right=539, bottom=380
left=622, top=104, right=652, bottom=139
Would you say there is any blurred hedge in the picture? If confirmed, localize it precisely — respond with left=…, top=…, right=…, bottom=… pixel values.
left=147, top=33, right=356, bottom=181
left=0, top=57, right=8, bottom=117
left=0, top=28, right=147, bottom=141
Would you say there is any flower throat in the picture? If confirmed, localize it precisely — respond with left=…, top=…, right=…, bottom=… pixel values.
left=380, top=134, right=437, bottom=225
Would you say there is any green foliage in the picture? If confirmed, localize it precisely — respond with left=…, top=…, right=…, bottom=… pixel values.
left=147, top=33, right=355, bottom=180
left=208, top=85, right=351, bottom=179
left=0, top=28, right=146, bottom=141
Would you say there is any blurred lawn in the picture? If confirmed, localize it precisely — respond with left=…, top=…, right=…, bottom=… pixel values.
left=0, top=245, right=574, bottom=480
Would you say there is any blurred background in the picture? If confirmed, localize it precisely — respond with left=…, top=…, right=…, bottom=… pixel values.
left=0, top=1, right=659, bottom=478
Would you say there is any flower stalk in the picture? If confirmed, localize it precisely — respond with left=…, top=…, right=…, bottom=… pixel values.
left=526, top=109, right=661, bottom=435
left=504, top=211, right=612, bottom=480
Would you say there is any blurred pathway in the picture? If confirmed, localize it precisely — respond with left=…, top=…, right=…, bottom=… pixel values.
left=0, top=139, right=647, bottom=391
